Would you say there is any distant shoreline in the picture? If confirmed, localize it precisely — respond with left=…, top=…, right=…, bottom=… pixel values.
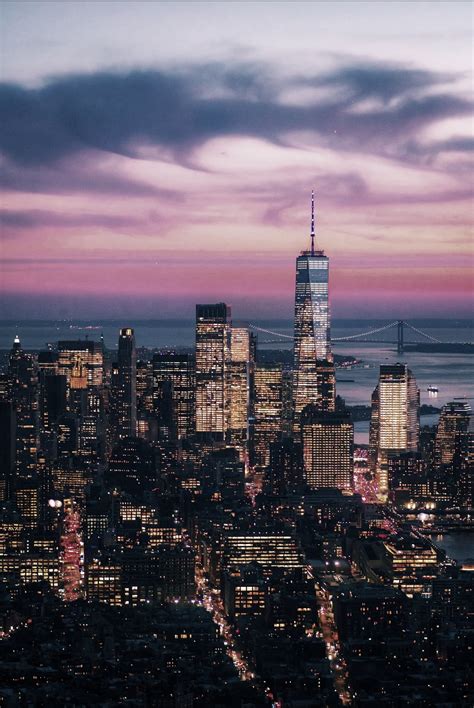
left=404, top=343, right=474, bottom=353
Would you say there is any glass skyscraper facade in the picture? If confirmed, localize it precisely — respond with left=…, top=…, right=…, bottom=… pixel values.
left=152, top=353, right=195, bottom=440
left=301, top=408, right=353, bottom=491
left=370, top=363, right=419, bottom=498
left=195, top=303, right=231, bottom=439
left=228, top=328, right=252, bottom=454
left=293, top=196, right=331, bottom=425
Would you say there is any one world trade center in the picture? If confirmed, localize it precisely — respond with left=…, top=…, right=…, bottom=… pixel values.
left=293, top=192, right=332, bottom=428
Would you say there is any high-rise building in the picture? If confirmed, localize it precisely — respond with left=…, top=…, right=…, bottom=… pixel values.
left=435, top=401, right=471, bottom=468
left=435, top=401, right=471, bottom=505
left=228, top=327, right=253, bottom=454
left=8, top=336, right=38, bottom=480
left=115, top=328, right=137, bottom=439
left=293, top=193, right=331, bottom=428
left=223, top=565, right=266, bottom=620
left=57, top=340, right=104, bottom=388
left=136, top=360, right=154, bottom=413
left=465, top=416, right=474, bottom=507
left=316, top=358, right=336, bottom=412
left=301, top=407, right=353, bottom=491
left=332, top=583, right=408, bottom=642
left=39, top=374, right=68, bottom=433
left=253, top=364, right=283, bottom=468
left=368, top=386, right=380, bottom=475
left=222, top=532, right=303, bottom=571
left=0, top=401, right=16, bottom=501
left=268, top=437, right=303, bottom=495
left=195, top=303, right=231, bottom=440
left=153, top=352, right=195, bottom=440
left=107, top=436, right=156, bottom=494
left=37, top=351, right=58, bottom=377
left=281, top=367, right=294, bottom=437
left=370, top=364, right=419, bottom=498
left=383, top=535, right=438, bottom=597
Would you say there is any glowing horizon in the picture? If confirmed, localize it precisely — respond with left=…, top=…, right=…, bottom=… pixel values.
left=1, top=2, right=473, bottom=320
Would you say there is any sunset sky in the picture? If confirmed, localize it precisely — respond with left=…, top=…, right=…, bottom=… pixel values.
left=1, top=1, right=473, bottom=319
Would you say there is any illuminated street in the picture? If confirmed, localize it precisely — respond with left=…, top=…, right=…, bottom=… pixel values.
left=60, top=499, right=83, bottom=602
left=309, top=568, right=352, bottom=706
left=195, top=563, right=256, bottom=683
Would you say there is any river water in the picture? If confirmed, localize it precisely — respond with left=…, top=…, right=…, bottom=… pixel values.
left=431, top=533, right=473, bottom=563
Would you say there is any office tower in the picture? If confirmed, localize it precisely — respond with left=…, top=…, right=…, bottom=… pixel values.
left=205, top=447, right=245, bottom=502
left=15, top=480, right=40, bottom=527
left=435, top=401, right=470, bottom=468
left=19, top=554, right=61, bottom=591
left=39, top=374, right=68, bottom=433
left=8, top=336, right=38, bottom=480
left=38, top=372, right=67, bottom=461
left=152, top=352, right=195, bottom=440
left=228, top=327, right=252, bottom=454
left=301, top=407, right=353, bottom=491
left=107, top=437, right=156, bottom=494
left=57, top=340, right=104, bottom=387
left=0, top=373, right=11, bottom=402
left=136, top=360, right=154, bottom=414
left=435, top=401, right=471, bottom=505
left=333, top=584, right=408, bottom=643
left=382, top=535, right=438, bottom=597
left=115, top=328, right=137, bottom=439
left=223, top=565, right=266, bottom=620
left=80, top=387, right=105, bottom=460
left=37, top=350, right=58, bottom=376
left=370, top=364, right=419, bottom=498
left=56, top=413, right=80, bottom=458
left=195, top=303, right=231, bottom=440
left=0, top=401, right=16, bottom=501
left=293, top=193, right=331, bottom=427
left=253, top=364, right=283, bottom=468
left=281, top=367, right=294, bottom=437
left=86, top=545, right=195, bottom=606
left=419, top=425, right=437, bottom=472
left=368, top=386, right=380, bottom=475
left=222, top=532, right=303, bottom=571
left=387, top=451, right=425, bottom=491
left=136, top=360, right=157, bottom=442
left=86, top=557, right=122, bottom=605
left=268, top=438, right=303, bottom=495
left=316, top=358, right=336, bottom=412
left=465, top=416, right=474, bottom=507
left=153, top=379, right=174, bottom=440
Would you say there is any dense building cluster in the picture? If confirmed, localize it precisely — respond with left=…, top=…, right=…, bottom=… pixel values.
left=0, top=206, right=472, bottom=705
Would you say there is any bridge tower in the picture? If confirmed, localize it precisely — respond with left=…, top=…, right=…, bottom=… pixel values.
left=397, top=320, right=404, bottom=355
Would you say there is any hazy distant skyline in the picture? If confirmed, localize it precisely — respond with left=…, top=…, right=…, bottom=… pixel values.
left=1, top=1, right=473, bottom=319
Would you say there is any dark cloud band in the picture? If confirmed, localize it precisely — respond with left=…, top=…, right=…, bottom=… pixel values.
left=1, top=61, right=471, bottom=168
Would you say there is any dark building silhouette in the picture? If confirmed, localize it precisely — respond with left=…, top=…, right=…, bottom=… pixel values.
left=107, top=436, right=156, bottom=494
left=116, top=328, right=137, bottom=439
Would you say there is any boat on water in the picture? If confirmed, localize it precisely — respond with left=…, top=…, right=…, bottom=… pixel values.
left=427, top=385, right=439, bottom=396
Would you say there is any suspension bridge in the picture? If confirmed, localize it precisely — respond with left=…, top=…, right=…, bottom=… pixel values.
left=248, top=320, right=472, bottom=354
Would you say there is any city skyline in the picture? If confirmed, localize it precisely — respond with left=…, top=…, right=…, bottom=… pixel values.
left=1, top=5, right=473, bottom=707
left=1, top=1, right=473, bottom=319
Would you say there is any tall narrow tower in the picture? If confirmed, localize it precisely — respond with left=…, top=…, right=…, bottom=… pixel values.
left=116, top=328, right=137, bottom=439
left=195, top=303, right=231, bottom=440
left=293, top=193, right=331, bottom=427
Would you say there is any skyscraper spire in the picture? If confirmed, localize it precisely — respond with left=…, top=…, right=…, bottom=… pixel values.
left=310, top=190, right=315, bottom=256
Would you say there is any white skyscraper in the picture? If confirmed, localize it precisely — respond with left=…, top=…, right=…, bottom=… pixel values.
left=370, top=363, right=419, bottom=498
